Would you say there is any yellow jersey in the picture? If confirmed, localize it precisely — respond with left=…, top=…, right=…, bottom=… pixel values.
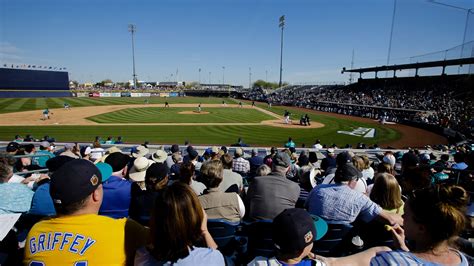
left=24, top=214, right=127, bottom=265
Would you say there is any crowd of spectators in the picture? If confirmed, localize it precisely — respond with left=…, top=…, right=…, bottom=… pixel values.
left=0, top=137, right=473, bottom=265
left=243, top=78, right=473, bottom=137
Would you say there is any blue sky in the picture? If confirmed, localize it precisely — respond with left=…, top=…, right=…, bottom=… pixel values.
left=1, top=0, right=473, bottom=86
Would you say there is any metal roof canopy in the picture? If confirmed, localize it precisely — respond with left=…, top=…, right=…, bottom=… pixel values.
left=342, top=57, right=474, bottom=75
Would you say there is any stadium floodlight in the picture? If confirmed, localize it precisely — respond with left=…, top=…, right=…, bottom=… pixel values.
left=427, top=0, right=473, bottom=73
left=222, top=66, right=225, bottom=88
left=386, top=0, right=397, bottom=78
left=278, top=15, right=285, bottom=87
left=249, top=67, right=252, bottom=89
left=128, top=24, right=138, bottom=89
left=198, top=68, right=201, bottom=84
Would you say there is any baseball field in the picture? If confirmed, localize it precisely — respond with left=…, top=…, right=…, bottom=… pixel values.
left=0, top=96, right=447, bottom=148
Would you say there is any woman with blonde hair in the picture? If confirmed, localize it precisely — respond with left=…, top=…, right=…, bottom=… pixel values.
left=351, top=155, right=368, bottom=194
left=134, top=182, right=224, bottom=265
left=369, top=173, right=404, bottom=214
left=371, top=184, right=469, bottom=265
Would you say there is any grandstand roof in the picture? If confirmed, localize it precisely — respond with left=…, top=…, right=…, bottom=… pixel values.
left=342, top=57, right=474, bottom=74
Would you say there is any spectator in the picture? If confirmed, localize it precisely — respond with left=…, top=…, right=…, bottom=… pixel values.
left=169, top=153, right=182, bottom=180
left=59, top=143, right=80, bottom=159
left=89, top=141, right=105, bottom=162
left=232, top=148, right=250, bottom=175
left=178, top=162, right=206, bottom=196
left=0, top=160, right=34, bottom=214
left=248, top=208, right=390, bottom=266
left=371, top=185, right=470, bottom=265
left=313, top=139, right=323, bottom=150
left=452, top=152, right=468, bottom=170
left=369, top=173, right=404, bottom=214
left=6, top=141, right=20, bottom=155
left=24, top=159, right=148, bottom=265
left=248, top=149, right=264, bottom=177
left=284, top=137, right=296, bottom=148
left=306, top=163, right=403, bottom=225
left=100, top=152, right=132, bottom=218
left=29, top=156, right=77, bottom=216
left=255, top=164, right=271, bottom=177
left=165, top=144, right=180, bottom=168
left=199, top=160, right=245, bottom=222
left=219, top=153, right=243, bottom=193
left=130, top=162, right=169, bottom=226
left=134, top=182, right=224, bottom=265
left=33, top=141, right=55, bottom=167
left=320, top=148, right=336, bottom=173
left=246, top=152, right=300, bottom=221
left=263, top=147, right=278, bottom=167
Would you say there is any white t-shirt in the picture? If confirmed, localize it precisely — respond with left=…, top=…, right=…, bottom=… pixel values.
left=134, top=246, right=224, bottom=266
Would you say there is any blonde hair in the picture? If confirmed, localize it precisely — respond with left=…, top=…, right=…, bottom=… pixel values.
left=352, top=156, right=365, bottom=171
left=370, top=173, right=403, bottom=210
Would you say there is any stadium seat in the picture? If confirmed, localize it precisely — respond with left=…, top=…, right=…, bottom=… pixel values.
left=312, top=222, right=354, bottom=257
left=245, top=220, right=274, bottom=258
left=207, top=219, right=240, bottom=248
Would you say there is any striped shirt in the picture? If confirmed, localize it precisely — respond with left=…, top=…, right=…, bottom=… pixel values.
left=370, top=250, right=469, bottom=266
left=305, top=184, right=381, bottom=224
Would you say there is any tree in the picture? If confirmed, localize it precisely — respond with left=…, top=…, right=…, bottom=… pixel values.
left=252, top=80, right=284, bottom=89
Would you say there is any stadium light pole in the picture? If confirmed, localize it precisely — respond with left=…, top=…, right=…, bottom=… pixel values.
left=222, top=66, right=225, bottom=88
left=249, top=67, right=252, bottom=89
left=427, top=0, right=473, bottom=73
left=386, top=0, right=397, bottom=78
left=278, top=15, right=285, bottom=87
left=128, top=24, right=138, bottom=89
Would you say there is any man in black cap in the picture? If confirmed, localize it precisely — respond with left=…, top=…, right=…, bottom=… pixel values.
left=100, top=152, right=132, bottom=218
left=24, top=159, right=148, bottom=265
left=246, top=152, right=300, bottom=220
left=6, top=141, right=21, bottom=155
left=248, top=208, right=390, bottom=265
left=305, top=164, right=402, bottom=225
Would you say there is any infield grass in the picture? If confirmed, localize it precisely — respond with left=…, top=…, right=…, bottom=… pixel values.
left=87, top=107, right=274, bottom=123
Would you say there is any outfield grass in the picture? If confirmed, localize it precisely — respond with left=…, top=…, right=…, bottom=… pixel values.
left=87, top=107, right=274, bottom=123
left=0, top=97, right=401, bottom=147
left=0, top=96, right=231, bottom=114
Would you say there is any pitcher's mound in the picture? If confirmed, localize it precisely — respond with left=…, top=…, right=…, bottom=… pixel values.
left=179, top=111, right=210, bottom=115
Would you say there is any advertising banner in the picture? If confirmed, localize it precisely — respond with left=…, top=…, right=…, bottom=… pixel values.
left=76, top=93, right=87, bottom=97
left=92, top=92, right=100, bottom=97
left=159, top=92, right=170, bottom=97
left=100, top=93, right=112, bottom=97
left=121, top=92, right=131, bottom=97
left=131, top=93, right=142, bottom=97
left=169, top=92, right=179, bottom=97
left=111, top=92, right=122, bottom=97
left=142, top=93, right=151, bottom=97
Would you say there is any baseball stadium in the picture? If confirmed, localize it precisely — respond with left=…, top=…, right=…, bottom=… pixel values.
left=1, top=1, right=474, bottom=266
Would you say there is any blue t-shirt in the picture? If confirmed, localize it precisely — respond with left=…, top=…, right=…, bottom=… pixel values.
left=29, top=182, right=56, bottom=216
left=0, top=183, right=34, bottom=214
left=33, top=150, right=55, bottom=167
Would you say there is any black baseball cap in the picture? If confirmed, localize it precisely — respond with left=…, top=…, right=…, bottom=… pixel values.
left=145, top=163, right=169, bottom=183
left=105, top=152, right=130, bottom=172
left=50, top=159, right=102, bottom=206
left=46, top=156, right=75, bottom=172
left=336, top=151, right=352, bottom=166
left=272, top=209, right=317, bottom=253
left=335, top=163, right=362, bottom=183
left=6, top=142, right=20, bottom=152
